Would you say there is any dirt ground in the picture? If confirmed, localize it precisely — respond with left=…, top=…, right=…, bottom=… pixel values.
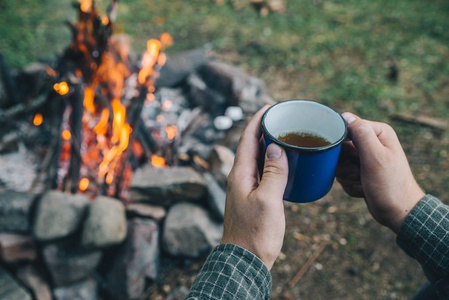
left=145, top=182, right=428, bottom=300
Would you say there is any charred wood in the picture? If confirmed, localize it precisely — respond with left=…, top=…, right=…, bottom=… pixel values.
left=69, top=84, right=83, bottom=193
left=0, top=53, right=19, bottom=105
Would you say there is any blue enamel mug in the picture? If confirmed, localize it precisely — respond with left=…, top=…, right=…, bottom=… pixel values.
left=261, top=100, right=347, bottom=203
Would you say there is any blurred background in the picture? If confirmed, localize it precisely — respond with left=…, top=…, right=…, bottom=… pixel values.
left=1, top=0, right=448, bottom=299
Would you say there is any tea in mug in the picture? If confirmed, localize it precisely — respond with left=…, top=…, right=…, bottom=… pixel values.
left=277, top=131, right=331, bottom=148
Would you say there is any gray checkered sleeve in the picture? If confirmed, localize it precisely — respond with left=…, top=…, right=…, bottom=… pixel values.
left=396, top=194, right=449, bottom=298
left=186, top=244, right=272, bottom=299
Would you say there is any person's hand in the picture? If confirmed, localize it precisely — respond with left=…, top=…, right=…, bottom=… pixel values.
left=336, top=112, right=425, bottom=233
left=220, top=105, right=289, bottom=270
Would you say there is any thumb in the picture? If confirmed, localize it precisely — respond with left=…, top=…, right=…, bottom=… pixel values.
left=258, top=143, right=289, bottom=198
left=342, top=112, right=385, bottom=159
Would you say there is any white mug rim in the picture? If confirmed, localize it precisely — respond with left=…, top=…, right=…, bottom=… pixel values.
left=261, top=100, right=348, bottom=153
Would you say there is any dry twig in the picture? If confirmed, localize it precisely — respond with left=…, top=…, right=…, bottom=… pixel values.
left=288, top=242, right=328, bottom=288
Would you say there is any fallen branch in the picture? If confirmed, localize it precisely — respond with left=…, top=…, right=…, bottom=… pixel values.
left=288, top=242, right=328, bottom=288
left=390, top=113, right=448, bottom=131
left=0, top=92, right=48, bottom=121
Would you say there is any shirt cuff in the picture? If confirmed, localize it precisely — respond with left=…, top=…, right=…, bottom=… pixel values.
left=187, top=244, right=272, bottom=300
left=396, top=194, right=449, bottom=285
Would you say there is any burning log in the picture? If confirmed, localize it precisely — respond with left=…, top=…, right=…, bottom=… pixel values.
left=41, top=0, right=172, bottom=200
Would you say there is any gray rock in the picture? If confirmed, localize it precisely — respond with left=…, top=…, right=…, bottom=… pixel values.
left=208, top=145, right=235, bottom=186
left=0, top=266, right=32, bottom=300
left=130, top=166, right=207, bottom=205
left=33, top=190, right=89, bottom=241
left=42, top=238, right=102, bottom=287
left=106, top=218, right=159, bottom=300
left=0, top=233, right=37, bottom=262
left=198, top=60, right=275, bottom=114
left=156, top=48, right=208, bottom=88
left=126, top=203, right=166, bottom=221
left=53, top=277, right=97, bottom=300
left=162, top=202, right=223, bottom=258
left=203, top=173, right=226, bottom=221
left=187, top=72, right=229, bottom=116
left=16, top=265, right=52, bottom=300
left=177, top=137, right=213, bottom=161
left=0, top=190, right=35, bottom=232
left=0, top=149, right=38, bottom=192
left=81, top=196, right=127, bottom=249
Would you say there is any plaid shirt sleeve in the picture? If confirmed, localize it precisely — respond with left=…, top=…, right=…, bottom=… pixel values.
left=396, top=194, right=449, bottom=298
left=186, top=244, right=272, bottom=299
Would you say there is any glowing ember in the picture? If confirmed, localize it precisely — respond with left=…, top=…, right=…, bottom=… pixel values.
left=101, top=15, right=109, bottom=26
left=166, top=125, right=177, bottom=140
left=145, top=93, right=155, bottom=105
left=33, top=113, right=43, bottom=126
left=46, top=67, right=58, bottom=77
left=162, top=100, right=172, bottom=111
left=79, top=178, right=89, bottom=191
left=151, top=155, right=166, bottom=168
left=54, top=82, right=69, bottom=95
left=62, top=129, right=72, bottom=141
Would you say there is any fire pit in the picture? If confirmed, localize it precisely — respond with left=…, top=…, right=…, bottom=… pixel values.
left=0, top=1, right=274, bottom=299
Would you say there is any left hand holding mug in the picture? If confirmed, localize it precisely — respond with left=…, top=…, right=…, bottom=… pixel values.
left=220, top=105, right=289, bottom=270
left=336, top=113, right=425, bottom=233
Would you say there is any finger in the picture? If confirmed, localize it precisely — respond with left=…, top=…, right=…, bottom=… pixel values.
left=256, top=143, right=289, bottom=201
left=234, top=105, right=270, bottom=166
left=336, top=177, right=364, bottom=197
left=339, top=140, right=358, bottom=159
left=335, top=163, right=360, bottom=180
left=232, top=105, right=270, bottom=189
left=342, top=113, right=392, bottom=160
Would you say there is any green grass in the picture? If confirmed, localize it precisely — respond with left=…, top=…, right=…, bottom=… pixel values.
left=2, top=0, right=448, bottom=121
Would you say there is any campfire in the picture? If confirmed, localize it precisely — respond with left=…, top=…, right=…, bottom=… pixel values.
left=36, top=0, right=174, bottom=200
left=0, top=0, right=274, bottom=299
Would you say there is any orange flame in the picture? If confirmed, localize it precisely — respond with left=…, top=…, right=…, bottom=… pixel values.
left=97, top=99, right=132, bottom=183
left=79, top=178, right=89, bottom=191
left=93, top=109, right=109, bottom=135
left=33, top=113, right=43, bottom=126
left=84, top=86, right=96, bottom=113
left=160, top=33, right=174, bottom=47
left=54, top=82, right=69, bottom=95
left=80, top=0, right=92, bottom=13
left=138, top=39, right=162, bottom=85
left=151, top=155, right=166, bottom=168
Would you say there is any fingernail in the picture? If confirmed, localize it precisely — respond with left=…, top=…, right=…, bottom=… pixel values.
left=267, top=143, right=282, bottom=159
left=342, top=112, right=357, bottom=125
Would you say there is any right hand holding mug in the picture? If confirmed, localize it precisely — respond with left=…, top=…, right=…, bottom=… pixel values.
left=336, top=112, right=425, bottom=233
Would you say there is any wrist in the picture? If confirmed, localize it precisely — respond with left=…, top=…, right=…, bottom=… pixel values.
left=389, top=188, right=425, bottom=234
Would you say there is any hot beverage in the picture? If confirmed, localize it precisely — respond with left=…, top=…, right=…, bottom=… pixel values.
left=277, top=131, right=331, bottom=148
